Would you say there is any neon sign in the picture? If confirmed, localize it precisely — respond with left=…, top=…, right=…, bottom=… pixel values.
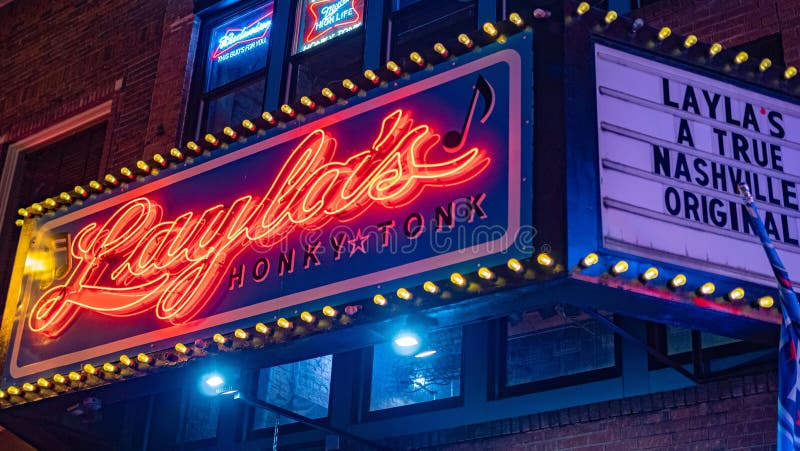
left=29, top=110, right=490, bottom=338
left=298, top=0, right=363, bottom=52
left=1, top=35, right=532, bottom=383
left=211, top=11, right=273, bottom=62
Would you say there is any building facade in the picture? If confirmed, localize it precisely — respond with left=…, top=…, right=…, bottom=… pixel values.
left=0, top=0, right=798, bottom=449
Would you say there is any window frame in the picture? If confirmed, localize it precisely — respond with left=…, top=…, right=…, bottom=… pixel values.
left=360, top=326, right=466, bottom=421
left=491, top=313, right=623, bottom=400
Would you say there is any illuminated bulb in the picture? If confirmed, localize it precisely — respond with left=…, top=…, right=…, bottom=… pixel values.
left=477, top=267, right=494, bottom=280
left=364, top=69, right=380, bottom=84
left=581, top=253, right=599, bottom=267
left=321, top=88, right=337, bottom=101
left=611, top=260, right=629, bottom=275
left=136, top=160, right=151, bottom=173
left=277, top=317, right=292, bottom=329
left=14, top=219, right=23, bottom=227
left=88, top=180, right=103, bottom=192
left=728, top=287, right=745, bottom=301
left=83, top=363, right=97, bottom=375
left=373, top=294, right=387, bottom=306
left=223, top=126, right=237, bottom=139
left=683, top=35, right=697, bottom=48
left=280, top=104, right=295, bottom=117
left=255, top=323, right=270, bottom=334
left=395, top=288, right=411, bottom=300
left=104, top=174, right=119, bottom=186
left=734, top=51, right=748, bottom=64
left=0, top=390, right=5, bottom=399
left=483, top=22, right=498, bottom=37
left=300, top=96, right=316, bottom=109
left=509, top=12, right=524, bottom=27
left=458, top=33, right=473, bottom=48
left=68, top=372, right=83, bottom=382
left=759, top=58, right=772, bottom=72
left=576, top=2, right=590, bottom=15
left=170, top=148, right=184, bottom=160
left=507, top=258, right=523, bottom=272
left=262, top=111, right=277, bottom=124
left=642, top=267, right=659, bottom=281
left=53, top=374, right=67, bottom=384
left=604, top=11, right=618, bottom=24
left=137, top=353, right=153, bottom=364
left=102, top=362, right=118, bottom=373
left=174, top=343, right=190, bottom=354
left=423, top=281, right=439, bottom=294
left=450, top=272, right=466, bottom=287
left=242, top=119, right=257, bottom=131
left=186, top=141, right=201, bottom=153
left=74, top=185, right=88, bottom=197
left=386, top=60, right=402, bottom=75
left=31, top=203, right=44, bottom=214
left=322, top=306, right=337, bottom=317
left=204, top=133, right=219, bottom=146
left=213, top=333, right=227, bottom=344
left=698, top=282, right=716, bottom=296
left=17, top=207, right=30, bottom=218
left=120, top=167, right=134, bottom=179
left=119, top=355, right=134, bottom=367
left=234, top=328, right=249, bottom=339
left=657, top=27, right=671, bottom=41
left=22, top=382, right=37, bottom=393
left=37, top=378, right=52, bottom=389
left=153, top=153, right=167, bottom=167
left=44, top=198, right=58, bottom=208
left=709, top=43, right=722, bottom=56
left=300, top=311, right=315, bottom=323
left=342, top=79, right=358, bottom=92
left=758, top=295, right=774, bottom=309
left=537, top=253, right=554, bottom=267
left=785, top=66, right=798, bottom=79
left=433, top=42, right=448, bottom=57
left=410, top=52, right=425, bottom=66
left=670, top=273, right=687, bottom=288
left=7, top=386, right=21, bottom=396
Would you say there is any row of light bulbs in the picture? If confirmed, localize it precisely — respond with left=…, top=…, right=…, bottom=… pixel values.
left=577, top=252, right=775, bottom=309
left=15, top=13, right=533, bottom=224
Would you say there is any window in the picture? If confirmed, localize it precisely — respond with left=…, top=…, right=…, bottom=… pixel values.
left=288, top=0, right=365, bottom=100
left=499, top=305, right=618, bottom=395
left=388, top=0, right=477, bottom=63
left=649, top=323, right=770, bottom=371
left=196, top=1, right=275, bottom=135
left=183, top=391, right=221, bottom=442
left=252, top=354, right=333, bottom=430
left=367, top=326, right=462, bottom=413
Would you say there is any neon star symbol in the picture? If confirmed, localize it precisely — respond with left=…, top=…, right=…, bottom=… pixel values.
left=349, top=229, right=369, bottom=256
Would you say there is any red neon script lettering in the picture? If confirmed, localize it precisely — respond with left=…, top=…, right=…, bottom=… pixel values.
left=28, top=109, right=490, bottom=337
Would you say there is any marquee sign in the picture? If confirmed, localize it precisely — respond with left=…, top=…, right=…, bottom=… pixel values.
left=1, top=36, right=532, bottom=382
left=296, top=0, right=364, bottom=53
left=595, top=44, right=800, bottom=287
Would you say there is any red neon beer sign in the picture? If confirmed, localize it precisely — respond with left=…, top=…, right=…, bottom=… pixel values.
left=303, top=0, right=362, bottom=48
left=28, top=109, right=490, bottom=337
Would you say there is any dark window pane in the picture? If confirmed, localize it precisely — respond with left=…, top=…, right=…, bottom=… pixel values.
left=206, top=2, right=274, bottom=91
left=665, top=325, right=692, bottom=355
left=253, top=355, right=332, bottom=429
left=292, top=34, right=363, bottom=98
left=389, top=0, right=476, bottom=61
left=183, top=392, right=220, bottom=441
left=204, top=77, right=266, bottom=133
left=294, top=0, right=365, bottom=54
left=701, top=332, right=740, bottom=349
left=21, top=122, right=106, bottom=206
left=505, top=306, right=615, bottom=386
left=370, top=326, right=462, bottom=411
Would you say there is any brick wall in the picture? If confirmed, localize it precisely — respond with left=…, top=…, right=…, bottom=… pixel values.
left=390, top=367, right=778, bottom=450
left=634, top=0, right=800, bottom=67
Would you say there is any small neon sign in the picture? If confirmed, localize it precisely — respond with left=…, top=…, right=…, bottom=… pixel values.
left=297, top=0, right=364, bottom=53
left=211, top=10, right=273, bottom=62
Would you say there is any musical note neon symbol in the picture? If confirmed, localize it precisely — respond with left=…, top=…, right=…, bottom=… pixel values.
left=443, top=75, right=495, bottom=153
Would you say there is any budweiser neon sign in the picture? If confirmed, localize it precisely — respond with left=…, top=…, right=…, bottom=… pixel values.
left=211, top=11, right=273, bottom=61
left=28, top=109, right=490, bottom=338
left=301, top=0, right=362, bottom=51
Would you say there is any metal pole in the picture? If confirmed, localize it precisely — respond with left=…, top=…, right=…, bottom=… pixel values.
left=232, top=392, right=392, bottom=451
